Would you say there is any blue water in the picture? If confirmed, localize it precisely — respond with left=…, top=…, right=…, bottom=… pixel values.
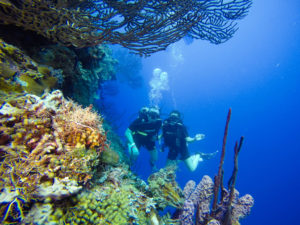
left=100, top=1, right=300, bottom=224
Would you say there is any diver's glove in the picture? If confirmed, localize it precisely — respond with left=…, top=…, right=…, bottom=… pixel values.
left=199, top=150, right=219, bottom=160
left=195, top=133, right=205, bottom=141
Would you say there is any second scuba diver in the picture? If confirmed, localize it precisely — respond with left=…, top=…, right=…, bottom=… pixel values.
left=161, top=110, right=217, bottom=172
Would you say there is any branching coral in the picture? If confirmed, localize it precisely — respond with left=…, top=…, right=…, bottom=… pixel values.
left=174, top=176, right=253, bottom=225
left=0, top=90, right=107, bottom=224
left=173, top=109, right=254, bottom=225
left=53, top=100, right=106, bottom=150
left=0, top=0, right=252, bottom=56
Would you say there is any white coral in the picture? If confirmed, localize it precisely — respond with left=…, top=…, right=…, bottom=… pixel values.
left=35, top=177, right=82, bottom=200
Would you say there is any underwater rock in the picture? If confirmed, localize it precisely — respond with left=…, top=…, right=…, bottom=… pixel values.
left=31, top=44, right=117, bottom=106
left=102, top=121, right=127, bottom=163
left=0, top=37, right=117, bottom=107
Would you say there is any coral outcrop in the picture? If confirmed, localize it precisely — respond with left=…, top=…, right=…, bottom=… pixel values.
left=173, top=176, right=254, bottom=225
left=173, top=109, right=254, bottom=225
left=0, top=37, right=117, bottom=107
left=148, top=166, right=185, bottom=210
left=23, top=166, right=160, bottom=225
left=0, top=38, right=60, bottom=98
left=0, top=90, right=107, bottom=224
left=176, top=176, right=214, bottom=225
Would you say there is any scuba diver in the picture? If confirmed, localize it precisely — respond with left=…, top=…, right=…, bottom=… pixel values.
left=125, top=106, right=162, bottom=172
left=161, top=110, right=217, bottom=172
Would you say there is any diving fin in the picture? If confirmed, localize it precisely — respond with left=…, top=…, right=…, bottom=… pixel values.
left=199, top=150, right=219, bottom=160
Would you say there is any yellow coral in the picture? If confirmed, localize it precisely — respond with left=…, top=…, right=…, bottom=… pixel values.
left=0, top=63, right=17, bottom=78
left=0, top=0, right=12, bottom=7
left=100, top=148, right=120, bottom=165
left=0, top=91, right=108, bottom=223
left=37, top=66, right=52, bottom=76
left=162, top=183, right=184, bottom=208
left=0, top=39, right=59, bottom=98
left=0, top=77, right=23, bottom=94
left=19, top=73, right=57, bottom=96
left=62, top=184, right=155, bottom=225
left=148, top=167, right=184, bottom=209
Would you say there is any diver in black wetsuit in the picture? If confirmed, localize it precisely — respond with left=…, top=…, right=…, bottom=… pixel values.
left=125, top=106, right=162, bottom=172
left=161, top=110, right=217, bottom=172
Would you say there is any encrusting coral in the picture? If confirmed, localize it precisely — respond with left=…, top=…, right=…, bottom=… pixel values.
left=0, top=38, right=61, bottom=99
left=0, top=90, right=107, bottom=224
left=0, top=36, right=117, bottom=107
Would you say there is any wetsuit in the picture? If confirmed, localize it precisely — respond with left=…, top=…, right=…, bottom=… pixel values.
left=162, top=117, right=190, bottom=160
left=129, top=117, right=162, bottom=151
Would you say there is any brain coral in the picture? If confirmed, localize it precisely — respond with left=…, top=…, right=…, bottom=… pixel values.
left=40, top=166, right=159, bottom=225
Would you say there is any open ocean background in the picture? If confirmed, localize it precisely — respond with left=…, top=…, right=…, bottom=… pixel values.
left=96, top=0, right=300, bottom=224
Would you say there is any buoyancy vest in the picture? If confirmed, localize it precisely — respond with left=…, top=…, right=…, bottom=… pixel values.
left=130, top=117, right=162, bottom=138
left=162, top=117, right=187, bottom=147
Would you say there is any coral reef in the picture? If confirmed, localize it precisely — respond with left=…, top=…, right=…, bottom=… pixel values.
left=0, top=36, right=256, bottom=225
left=172, top=109, right=254, bottom=225
left=148, top=166, right=185, bottom=210
left=174, top=176, right=253, bottom=225
left=177, top=176, right=214, bottom=225
left=0, top=0, right=252, bottom=56
left=71, top=45, right=116, bottom=106
left=0, top=37, right=117, bottom=107
left=0, top=90, right=107, bottom=224
left=62, top=184, right=157, bottom=225
left=0, top=38, right=60, bottom=98
left=22, top=166, right=160, bottom=225
left=32, top=44, right=117, bottom=106
left=211, top=188, right=254, bottom=225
